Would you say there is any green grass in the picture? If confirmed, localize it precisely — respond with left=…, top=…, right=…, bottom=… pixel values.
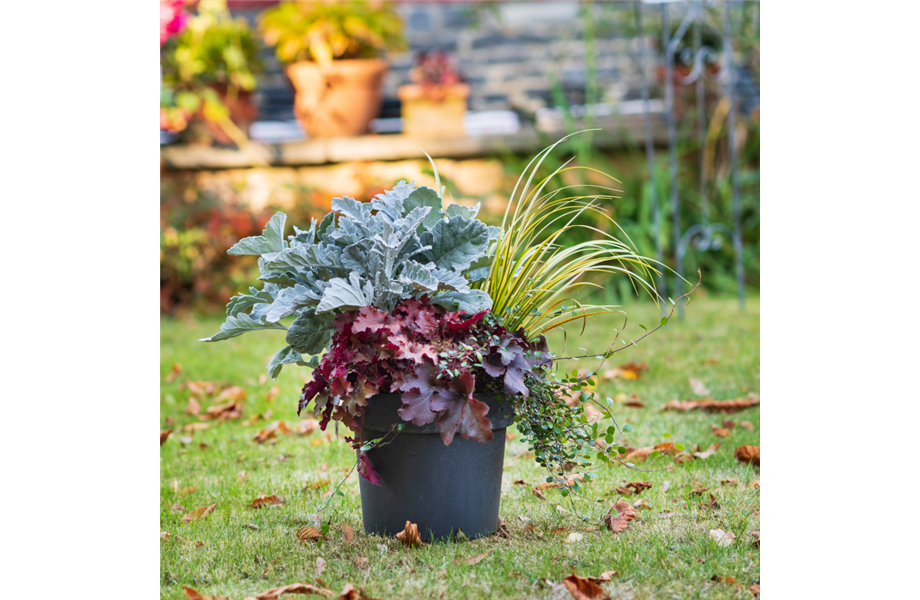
left=161, top=295, right=760, bottom=599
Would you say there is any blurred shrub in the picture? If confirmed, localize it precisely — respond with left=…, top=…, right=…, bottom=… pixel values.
left=160, top=183, right=319, bottom=314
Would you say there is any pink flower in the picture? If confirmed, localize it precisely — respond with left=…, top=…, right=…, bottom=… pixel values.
left=160, top=0, right=188, bottom=46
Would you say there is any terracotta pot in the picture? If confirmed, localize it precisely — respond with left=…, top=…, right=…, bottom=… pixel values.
left=398, top=83, right=469, bottom=137
left=286, top=59, right=389, bottom=137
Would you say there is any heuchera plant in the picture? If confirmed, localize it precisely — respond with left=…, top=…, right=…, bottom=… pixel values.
left=299, top=297, right=550, bottom=447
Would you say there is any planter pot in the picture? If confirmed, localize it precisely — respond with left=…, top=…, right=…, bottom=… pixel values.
left=177, top=84, right=258, bottom=147
left=358, top=393, right=514, bottom=541
left=397, top=83, right=470, bottom=137
left=286, top=59, right=389, bottom=137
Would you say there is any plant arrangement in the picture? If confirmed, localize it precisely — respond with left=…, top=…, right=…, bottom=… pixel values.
left=160, top=0, right=262, bottom=146
left=257, top=0, right=407, bottom=137
left=399, top=51, right=469, bottom=136
left=201, top=136, right=692, bottom=535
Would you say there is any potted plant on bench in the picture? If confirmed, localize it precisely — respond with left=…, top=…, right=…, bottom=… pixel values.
left=201, top=138, right=682, bottom=541
left=258, top=0, right=407, bottom=137
left=398, top=51, right=469, bottom=137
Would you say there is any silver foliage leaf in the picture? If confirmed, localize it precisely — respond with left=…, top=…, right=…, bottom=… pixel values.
left=228, top=212, right=287, bottom=255
left=199, top=313, right=287, bottom=342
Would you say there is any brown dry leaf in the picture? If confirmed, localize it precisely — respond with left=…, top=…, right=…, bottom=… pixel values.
left=183, top=380, right=220, bottom=398
left=198, top=442, right=210, bottom=450
left=699, top=493, right=720, bottom=510
left=179, top=486, right=198, bottom=496
left=750, top=530, right=760, bottom=546
left=690, top=487, right=709, bottom=496
left=310, top=479, right=331, bottom=490
left=296, top=418, right=320, bottom=435
left=185, top=397, right=202, bottom=416
left=161, top=429, right=173, bottom=446
left=586, top=571, right=617, bottom=583
left=693, top=442, right=721, bottom=459
left=311, top=432, right=336, bottom=446
left=709, top=529, right=736, bottom=547
left=658, top=511, right=677, bottom=519
left=623, top=442, right=677, bottom=463
left=395, top=520, right=425, bottom=547
left=336, top=583, right=359, bottom=600
left=182, top=504, right=217, bottom=522
left=632, top=498, right=651, bottom=510
left=620, top=361, right=648, bottom=380
left=297, top=526, right=329, bottom=543
left=523, top=524, right=543, bottom=538
left=722, top=420, right=737, bottom=429
left=166, top=363, right=183, bottom=384
left=494, top=517, right=511, bottom=539
left=689, top=378, right=710, bottom=396
left=562, top=573, right=610, bottom=600
left=710, top=425, right=731, bottom=438
left=624, top=399, right=645, bottom=408
left=535, top=474, right=584, bottom=491
left=661, top=397, right=760, bottom=413
left=603, top=500, right=638, bottom=533
left=751, top=480, right=760, bottom=489
left=513, top=479, right=527, bottom=485
left=740, top=421, right=755, bottom=431
left=253, top=420, right=292, bottom=444
left=721, top=478, right=738, bottom=486
left=340, top=523, right=355, bottom=542
left=251, top=494, right=283, bottom=508
left=453, top=550, right=490, bottom=566
left=215, top=386, right=246, bottom=403
left=201, top=400, right=244, bottom=422
left=265, top=386, right=280, bottom=402
left=735, top=445, right=760, bottom=466
left=170, top=503, right=184, bottom=513
left=550, top=525, right=570, bottom=535
left=750, top=583, right=760, bottom=596
left=183, top=586, right=229, bottom=600
left=244, top=582, right=335, bottom=599
left=711, top=575, right=740, bottom=587
left=181, top=422, right=210, bottom=433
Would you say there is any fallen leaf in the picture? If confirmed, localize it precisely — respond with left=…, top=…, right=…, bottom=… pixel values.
left=335, top=583, right=359, bottom=600
left=310, top=479, right=331, bottom=490
left=750, top=583, right=760, bottom=596
left=182, top=504, right=217, bottom=522
left=183, top=380, right=220, bottom=398
left=689, top=378, right=710, bottom=396
left=709, top=529, right=736, bottom=547
left=179, top=486, right=198, bottom=496
left=721, top=420, right=736, bottom=429
left=296, top=418, right=320, bottom=435
left=161, top=429, right=173, bottom=446
left=518, top=515, right=529, bottom=523
left=170, top=503, right=184, bottom=513
left=343, top=523, right=355, bottom=541
left=395, top=521, right=425, bottom=547
left=699, top=493, right=720, bottom=510
left=623, top=442, right=677, bottom=462
left=562, top=573, right=610, bottom=600
left=690, top=487, right=709, bottom=496
left=297, top=526, right=329, bottom=543
left=166, top=363, right=182, bottom=384
left=658, top=511, right=677, bottom=519
left=703, top=357, right=719, bottom=365
left=751, top=480, right=760, bottom=489
left=161, top=531, right=171, bottom=540
left=244, top=582, right=334, bottom=599
left=632, top=498, right=651, bottom=510
left=586, top=571, right=617, bottom=583
left=215, top=386, right=247, bottom=403
left=201, top=400, right=244, bottom=422
left=750, top=530, right=760, bottom=546
left=185, top=397, right=202, bottom=416
left=513, top=479, right=527, bottom=485
left=740, top=421, right=755, bottom=431
left=531, top=486, right=546, bottom=501
left=523, top=524, right=543, bottom=538
left=615, top=481, right=652, bottom=495
left=711, top=575, right=740, bottom=587
left=624, top=399, right=645, bottom=408
left=253, top=421, right=292, bottom=444
left=710, top=425, right=731, bottom=438
left=564, top=532, right=584, bottom=543
left=265, top=386, right=280, bottom=402
left=178, top=436, right=194, bottom=445
left=454, top=550, right=490, bottom=565
left=693, top=442, right=721, bottom=459
left=181, top=422, right=210, bottom=433
left=243, top=523, right=260, bottom=531
left=311, top=431, right=335, bottom=446
left=661, top=397, right=760, bottom=413
left=183, top=586, right=229, bottom=600
left=603, top=500, right=638, bottom=533
left=315, top=557, right=326, bottom=577
left=735, top=445, right=760, bottom=466
left=494, top=517, right=511, bottom=539
left=721, top=478, right=738, bottom=486
left=251, top=494, right=283, bottom=508
left=551, top=525, right=570, bottom=535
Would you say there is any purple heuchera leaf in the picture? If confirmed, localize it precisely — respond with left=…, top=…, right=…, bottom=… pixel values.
left=357, top=453, right=381, bottom=485
left=396, top=359, right=440, bottom=426
left=430, top=370, right=493, bottom=445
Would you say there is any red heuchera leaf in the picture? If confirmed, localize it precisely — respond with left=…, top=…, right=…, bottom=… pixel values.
left=357, top=453, right=380, bottom=485
left=295, top=297, right=551, bottom=448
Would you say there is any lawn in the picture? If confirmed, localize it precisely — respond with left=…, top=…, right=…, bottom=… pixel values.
left=160, top=295, right=760, bottom=600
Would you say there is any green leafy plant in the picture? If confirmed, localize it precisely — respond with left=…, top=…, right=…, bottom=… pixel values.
left=160, top=0, right=262, bottom=145
left=258, top=0, right=407, bottom=65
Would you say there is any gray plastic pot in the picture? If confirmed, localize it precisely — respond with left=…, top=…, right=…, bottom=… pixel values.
left=357, top=393, right=514, bottom=542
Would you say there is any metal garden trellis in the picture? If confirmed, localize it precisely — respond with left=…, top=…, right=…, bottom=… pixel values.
left=632, top=0, right=751, bottom=317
